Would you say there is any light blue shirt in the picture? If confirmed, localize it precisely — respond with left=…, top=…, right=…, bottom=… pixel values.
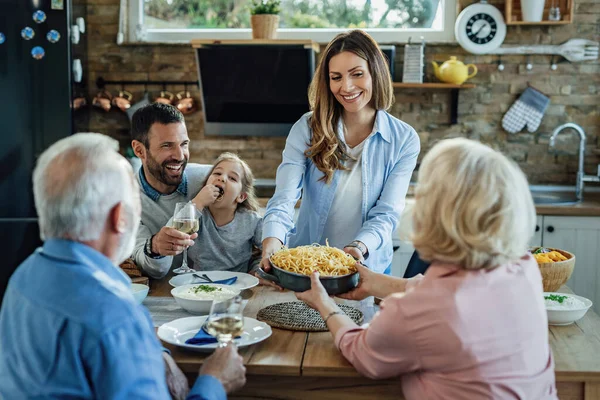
left=262, top=111, right=420, bottom=273
left=0, top=239, right=225, bottom=400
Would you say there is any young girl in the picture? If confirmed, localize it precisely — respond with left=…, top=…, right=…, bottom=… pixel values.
left=185, top=152, right=262, bottom=273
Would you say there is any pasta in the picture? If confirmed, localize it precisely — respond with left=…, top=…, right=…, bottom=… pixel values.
left=270, top=244, right=358, bottom=276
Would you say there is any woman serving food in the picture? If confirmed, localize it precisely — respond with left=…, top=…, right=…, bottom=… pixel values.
left=259, top=30, right=420, bottom=277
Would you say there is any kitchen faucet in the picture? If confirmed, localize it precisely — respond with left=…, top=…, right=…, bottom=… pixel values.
left=549, top=123, right=600, bottom=202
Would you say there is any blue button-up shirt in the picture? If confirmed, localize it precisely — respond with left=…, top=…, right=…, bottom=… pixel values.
left=262, top=111, right=420, bottom=273
left=0, top=239, right=225, bottom=400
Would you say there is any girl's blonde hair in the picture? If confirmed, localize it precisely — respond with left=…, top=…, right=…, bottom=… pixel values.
left=412, top=138, right=536, bottom=270
left=307, top=30, right=394, bottom=183
left=203, top=152, right=259, bottom=212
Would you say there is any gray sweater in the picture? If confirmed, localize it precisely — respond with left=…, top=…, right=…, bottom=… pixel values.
left=186, top=208, right=263, bottom=273
left=132, top=163, right=212, bottom=279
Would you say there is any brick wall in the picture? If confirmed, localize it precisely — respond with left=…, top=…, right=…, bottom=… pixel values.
left=77, top=0, right=599, bottom=183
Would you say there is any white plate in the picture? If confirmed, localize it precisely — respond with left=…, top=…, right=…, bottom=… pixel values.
left=169, top=271, right=259, bottom=291
left=157, top=316, right=272, bottom=352
left=543, top=292, right=593, bottom=326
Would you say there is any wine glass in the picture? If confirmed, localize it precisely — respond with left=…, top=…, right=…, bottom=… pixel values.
left=172, top=202, right=199, bottom=274
left=205, top=296, right=244, bottom=348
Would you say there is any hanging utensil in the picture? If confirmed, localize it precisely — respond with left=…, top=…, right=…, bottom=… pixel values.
left=488, top=39, right=598, bottom=63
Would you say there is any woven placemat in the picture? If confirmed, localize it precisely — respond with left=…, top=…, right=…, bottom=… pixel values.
left=257, top=301, right=363, bottom=332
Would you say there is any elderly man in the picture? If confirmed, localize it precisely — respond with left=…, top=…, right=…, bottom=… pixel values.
left=0, top=133, right=246, bottom=399
left=130, top=103, right=211, bottom=278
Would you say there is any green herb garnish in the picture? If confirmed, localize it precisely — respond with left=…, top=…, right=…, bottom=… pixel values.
left=544, top=294, right=568, bottom=303
left=192, top=285, right=222, bottom=294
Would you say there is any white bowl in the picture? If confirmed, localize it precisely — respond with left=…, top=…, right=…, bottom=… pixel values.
left=131, top=283, right=149, bottom=304
left=171, top=284, right=241, bottom=315
left=544, top=292, right=593, bottom=326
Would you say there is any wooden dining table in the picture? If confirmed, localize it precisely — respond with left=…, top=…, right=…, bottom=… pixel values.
left=151, top=277, right=600, bottom=400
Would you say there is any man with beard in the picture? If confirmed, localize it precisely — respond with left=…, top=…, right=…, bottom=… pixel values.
left=130, top=103, right=212, bottom=278
left=0, top=133, right=246, bottom=399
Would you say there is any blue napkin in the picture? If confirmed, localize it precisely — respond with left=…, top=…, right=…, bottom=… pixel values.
left=194, top=276, right=237, bottom=285
left=185, top=326, right=218, bottom=345
left=185, top=325, right=242, bottom=346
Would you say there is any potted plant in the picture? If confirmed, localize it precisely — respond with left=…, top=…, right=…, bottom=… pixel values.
left=250, top=0, right=281, bottom=39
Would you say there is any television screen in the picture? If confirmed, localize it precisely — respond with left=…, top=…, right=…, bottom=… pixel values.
left=196, top=45, right=315, bottom=136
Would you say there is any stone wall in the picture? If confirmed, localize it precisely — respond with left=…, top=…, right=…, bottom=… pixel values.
left=77, top=0, right=599, bottom=183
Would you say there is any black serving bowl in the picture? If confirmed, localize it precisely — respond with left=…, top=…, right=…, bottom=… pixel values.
left=255, top=259, right=359, bottom=295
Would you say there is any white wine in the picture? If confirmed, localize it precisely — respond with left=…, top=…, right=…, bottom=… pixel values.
left=206, top=316, right=244, bottom=340
left=173, top=219, right=199, bottom=234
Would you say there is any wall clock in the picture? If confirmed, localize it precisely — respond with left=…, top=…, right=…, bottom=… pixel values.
left=455, top=1, right=507, bottom=54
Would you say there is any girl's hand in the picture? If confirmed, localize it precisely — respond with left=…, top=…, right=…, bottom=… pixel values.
left=192, top=185, right=221, bottom=209
left=259, top=237, right=283, bottom=272
left=295, top=271, right=333, bottom=311
left=336, top=262, right=374, bottom=301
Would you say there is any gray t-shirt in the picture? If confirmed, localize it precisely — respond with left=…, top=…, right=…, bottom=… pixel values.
left=186, top=208, right=263, bottom=273
left=132, top=163, right=212, bottom=279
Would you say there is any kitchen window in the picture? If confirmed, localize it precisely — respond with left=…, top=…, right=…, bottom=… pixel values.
left=122, top=0, right=456, bottom=44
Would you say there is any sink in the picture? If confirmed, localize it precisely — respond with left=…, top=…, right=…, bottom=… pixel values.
left=530, top=190, right=579, bottom=206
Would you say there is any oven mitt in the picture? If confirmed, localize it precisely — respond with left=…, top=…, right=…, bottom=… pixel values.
left=502, top=87, right=550, bottom=134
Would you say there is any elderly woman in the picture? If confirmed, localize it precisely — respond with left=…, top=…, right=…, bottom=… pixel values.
left=297, top=138, right=557, bottom=399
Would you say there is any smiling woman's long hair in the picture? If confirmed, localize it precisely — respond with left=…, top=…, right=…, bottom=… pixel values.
left=307, top=30, right=394, bottom=183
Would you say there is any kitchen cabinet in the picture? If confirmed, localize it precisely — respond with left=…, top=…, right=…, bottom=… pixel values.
left=530, top=215, right=544, bottom=248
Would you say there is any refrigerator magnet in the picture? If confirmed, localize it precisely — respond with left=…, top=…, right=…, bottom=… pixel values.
left=51, top=0, right=65, bottom=10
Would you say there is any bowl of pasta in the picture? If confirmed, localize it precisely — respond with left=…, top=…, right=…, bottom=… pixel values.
left=256, top=244, right=359, bottom=295
left=531, top=247, right=575, bottom=292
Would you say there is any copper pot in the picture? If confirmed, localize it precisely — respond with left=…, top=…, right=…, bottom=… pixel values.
left=92, top=90, right=113, bottom=112
left=155, top=90, right=174, bottom=105
left=174, top=91, right=197, bottom=114
left=112, top=90, right=133, bottom=112
left=72, top=96, right=87, bottom=111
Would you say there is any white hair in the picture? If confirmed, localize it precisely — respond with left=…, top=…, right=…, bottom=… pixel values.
left=412, top=138, right=536, bottom=270
left=33, top=133, right=135, bottom=242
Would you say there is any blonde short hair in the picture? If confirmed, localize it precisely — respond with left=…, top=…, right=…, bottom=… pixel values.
left=412, top=138, right=535, bottom=270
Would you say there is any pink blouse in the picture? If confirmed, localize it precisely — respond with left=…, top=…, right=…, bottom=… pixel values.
left=335, top=255, right=557, bottom=399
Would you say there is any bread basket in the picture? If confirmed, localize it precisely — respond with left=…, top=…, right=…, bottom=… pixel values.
left=532, top=247, right=575, bottom=292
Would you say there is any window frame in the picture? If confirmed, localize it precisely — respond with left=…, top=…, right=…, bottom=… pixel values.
left=127, top=0, right=457, bottom=44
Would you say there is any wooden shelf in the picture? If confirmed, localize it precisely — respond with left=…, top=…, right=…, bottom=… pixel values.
left=505, top=0, right=573, bottom=25
left=392, top=83, right=476, bottom=89
left=191, top=39, right=320, bottom=53
left=506, top=20, right=572, bottom=25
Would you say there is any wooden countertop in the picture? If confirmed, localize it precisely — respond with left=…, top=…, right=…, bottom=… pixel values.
left=151, top=277, right=600, bottom=399
left=535, top=194, right=600, bottom=216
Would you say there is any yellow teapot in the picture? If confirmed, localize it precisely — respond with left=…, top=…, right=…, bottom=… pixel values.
left=432, top=56, right=477, bottom=85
